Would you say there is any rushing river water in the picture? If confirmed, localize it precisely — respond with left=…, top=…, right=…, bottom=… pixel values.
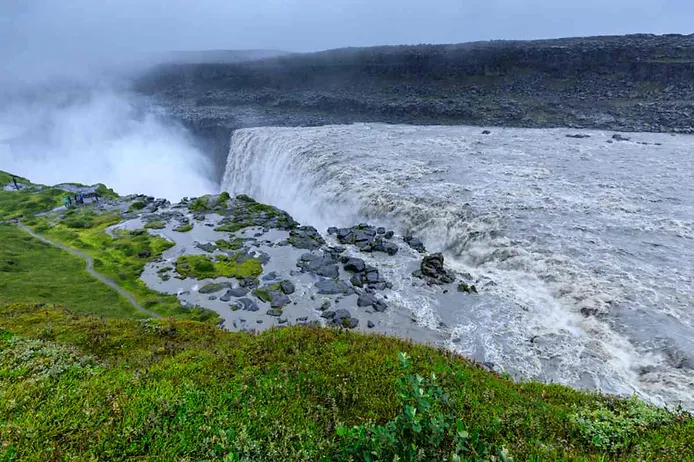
left=222, top=123, right=694, bottom=410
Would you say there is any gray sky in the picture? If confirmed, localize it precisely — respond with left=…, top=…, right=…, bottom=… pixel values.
left=1, top=0, right=692, bottom=81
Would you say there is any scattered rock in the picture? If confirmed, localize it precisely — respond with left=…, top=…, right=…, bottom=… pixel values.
left=262, top=271, right=279, bottom=281
left=315, top=279, right=353, bottom=295
left=195, top=242, right=217, bottom=253
left=298, top=254, right=340, bottom=279
left=287, top=226, right=326, bottom=250
left=336, top=225, right=400, bottom=255
left=343, top=257, right=366, bottom=273
left=384, top=230, right=394, bottom=239
left=266, top=309, right=282, bottom=317
left=320, top=300, right=331, bottom=311
left=357, top=293, right=377, bottom=307
left=377, top=227, right=386, bottom=235
left=457, top=283, right=478, bottom=294
left=403, top=236, right=426, bottom=253
left=137, top=250, right=151, bottom=259
left=228, top=287, right=250, bottom=297
left=482, top=130, right=491, bottom=135
left=367, top=320, right=375, bottom=328
left=269, top=291, right=291, bottom=308
left=612, top=134, right=631, bottom=142
left=199, top=283, right=227, bottom=294
left=279, top=280, right=295, bottom=295
left=566, top=134, right=591, bottom=139
left=328, top=309, right=358, bottom=329
left=235, top=298, right=259, bottom=312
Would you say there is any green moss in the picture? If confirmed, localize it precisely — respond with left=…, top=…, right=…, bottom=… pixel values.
left=214, top=198, right=297, bottom=233
left=0, top=171, right=31, bottom=187
left=175, top=253, right=262, bottom=280
left=198, top=283, right=226, bottom=294
left=253, top=288, right=271, bottom=303
left=144, top=220, right=166, bottom=230
left=173, top=223, right=193, bottom=233
left=215, top=238, right=244, bottom=250
left=0, top=187, right=64, bottom=220
left=0, top=303, right=691, bottom=461
left=95, top=184, right=119, bottom=200
left=128, top=200, right=147, bottom=212
left=189, top=197, right=211, bottom=212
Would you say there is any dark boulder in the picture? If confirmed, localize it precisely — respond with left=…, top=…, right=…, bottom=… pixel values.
left=457, top=283, right=478, bottom=294
left=404, top=236, right=426, bottom=253
left=373, top=300, right=388, bottom=312
left=329, top=309, right=358, bottom=329
left=269, top=291, right=291, bottom=308
left=357, top=293, right=377, bottom=307
left=612, top=134, right=631, bottom=142
left=566, top=134, right=591, bottom=139
left=298, top=254, right=340, bottom=279
left=228, top=287, right=250, bottom=297
left=235, top=298, right=259, bottom=312
left=482, top=130, right=491, bottom=135
left=315, top=279, right=353, bottom=295
left=199, top=283, right=227, bottom=294
left=195, top=242, right=217, bottom=253
left=384, top=230, right=395, bottom=239
left=266, top=309, right=282, bottom=317
left=279, top=280, right=295, bottom=295
left=287, top=226, right=326, bottom=250
left=344, top=257, right=366, bottom=273
left=417, top=253, right=456, bottom=285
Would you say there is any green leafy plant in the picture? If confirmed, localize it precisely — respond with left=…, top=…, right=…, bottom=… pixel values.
left=569, top=396, right=676, bottom=451
left=337, top=352, right=510, bottom=461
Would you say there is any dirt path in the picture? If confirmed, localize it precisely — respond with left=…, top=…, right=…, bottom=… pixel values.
left=16, top=222, right=161, bottom=319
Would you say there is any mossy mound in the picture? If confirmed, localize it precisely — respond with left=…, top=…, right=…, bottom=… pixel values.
left=213, top=195, right=298, bottom=233
left=175, top=253, right=262, bottom=280
left=173, top=223, right=193, bottom=233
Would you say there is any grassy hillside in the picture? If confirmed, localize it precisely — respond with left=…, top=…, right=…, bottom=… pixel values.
left=0, top=171, right=692, bottom=461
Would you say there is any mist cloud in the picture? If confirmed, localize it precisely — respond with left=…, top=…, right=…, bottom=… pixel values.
left=0, top=92, right=217, bottom=200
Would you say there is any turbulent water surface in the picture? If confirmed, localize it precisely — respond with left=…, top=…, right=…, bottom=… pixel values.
left=224, top=124, right=694, bottom=409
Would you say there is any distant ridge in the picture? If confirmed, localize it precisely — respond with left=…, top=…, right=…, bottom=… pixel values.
left=156, top=49, right=292, bottom=64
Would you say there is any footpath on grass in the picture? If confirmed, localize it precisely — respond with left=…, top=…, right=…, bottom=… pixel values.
left=15, top=221, right=161, bottom=319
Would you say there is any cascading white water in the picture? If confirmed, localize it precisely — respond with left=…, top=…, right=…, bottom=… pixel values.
left=222, top=123, right=694, bottom=410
